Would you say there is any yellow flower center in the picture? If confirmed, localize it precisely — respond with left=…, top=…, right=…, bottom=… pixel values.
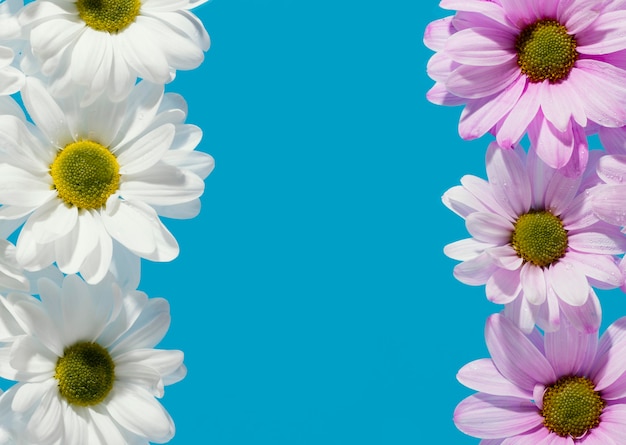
left=515, top=19, right=578, bottom=83
left=541, top=375, right=605, bottom=438
left=49, top=140, right=120, bottom=210
left=510, top=210, right=568, bottom=267
left=55, top=341, right=115, bottom=406
left=76, top=0, right=141, bottom=33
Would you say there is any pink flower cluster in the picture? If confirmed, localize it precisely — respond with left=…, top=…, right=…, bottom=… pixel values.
left=426, top=0, right=626, bottom=442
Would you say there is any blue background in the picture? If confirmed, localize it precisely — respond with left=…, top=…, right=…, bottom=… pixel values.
left=137, top=1, right=626, bottom=444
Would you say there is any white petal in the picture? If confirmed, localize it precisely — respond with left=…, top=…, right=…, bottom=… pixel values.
left=78, top=214, right=114, bottom=285
left=59, top=274, right=112, bottom=345
left=117, top=124, right=175, bottom=175
left=121, top=164, right=204, bottom=206
left=110, top=297, right=170, bottom=354
left=24, top=382, right=63, bottom=444
left=163, top=149, right=215, bottom=180
left=9, top=336, right=56, bottom=376
left=30, top=17, right=84, bottom=61
left=0, top=164, right=53, bottom=206
left=26, top=199, right=78, bottom=244
left=114, top=348, right=184, bottom=382
left=11, top=297, right=64, bottom=356
left=138, top=15, right=204, bottom=70
left=102, top=199, right=178, bottom=260
left=12, top=379, right=54, bottom=414
left=106, top=383, right=174, bottom=442
left=54, top=210, right=99, bottom=274
left=21, top=77, right=72, bottom=146
left=119, top=22, right=171, bottom=84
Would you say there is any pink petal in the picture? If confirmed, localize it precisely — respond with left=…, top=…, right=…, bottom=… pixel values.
left=565, top=250, right=622, bottom=290
left=568, top=225, right=626, bottom=254
left=457, top=358, right=531, bottom=399
left=560, top=192, right=599, bottom=230
left=443, top=238, right=492, bottom=262
left=576, top=11, right=626, bottom=55
left=485, top=143, right=531, bottom=216
left=486, top=267, right=521, bottom=305
left=445, top=27, right=516, bottom=66
left=535, top=288, right=562, bottom=333
left=454, top=393, right=541, bottom=439
left=423, top=16, right=454, bottom=51
left=466, top=212, right=514, bottom=244
left=458, top=75, right=525, bottom=140
left=440, top=0, right=509, bottom=25
left=442, top=183, right=491, bottom=218
left=569, top=60, right=626, bottom=128
left=461, top=174, right=514, bottom=221
left=591, top=184, right=626, bottom=226
left=590, top=317, right=626, bottom=393
left=544, top=315, right=598, bottom=376
left=596, top=154, right=626, bottom=185
left=495, top=82, right=541, bottom=148
left=426, top=51, right=456, bottom=83
left=520, top=263, right=546, bottom=305
left=503, top=295, right=541, bottom=334
left=487, top=245, right=523, bottom=270
left=447, top=61, right=521, bottom=99
left=541, top=81, right=587, bottom=130
left=547, top=260, right=590, bottom=306
left=453, top=252, right=498, bottom=285
left=425, top=82, right=466, bottom=106
left=486, top=314, right=556, bottom=390
left=599, top=127, right=626, bottom=155
left=527, top=115, right=574, bottom=170
left=543, top=169, right=580, bottom=216
left=557, top=0, right=601, bottom=33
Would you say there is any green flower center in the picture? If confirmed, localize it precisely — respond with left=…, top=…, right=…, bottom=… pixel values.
left=55, top=341, right=115, bottom=407
left=515, top=19, right=578, bottom=83
left=50, top=140, right=120, bottom=210
left=76, top=0, right=141, bottom=33
left=510, top=210, right=568, bottom=267
left=541, top=376, right=605, bottom=438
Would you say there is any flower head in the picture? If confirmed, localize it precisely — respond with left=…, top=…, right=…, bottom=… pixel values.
left=0, top=273, right=186, bottom=444
left=18, top=0, right=210, bottom=104
left=424, top=0, right=626, bottom=176
left=0, top=77, right=215, bottom=284
left=443, top=142, right=626, bottom=333
left=455, top=313, right=626, bottom=443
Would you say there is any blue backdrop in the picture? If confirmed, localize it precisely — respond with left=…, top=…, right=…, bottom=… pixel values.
left=133, top=1, right=626, bottom=443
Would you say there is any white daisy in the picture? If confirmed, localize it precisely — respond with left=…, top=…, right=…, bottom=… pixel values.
left=0, top=273, right=186, bottom=444
left=0, top=76, right=215, bottom=284
left=18, top=0, right=210, bottom=104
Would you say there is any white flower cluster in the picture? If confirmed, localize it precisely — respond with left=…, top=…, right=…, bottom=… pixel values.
left=0, top=0, right=214, bottom=442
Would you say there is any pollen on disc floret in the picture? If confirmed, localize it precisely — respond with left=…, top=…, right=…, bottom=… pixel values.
left=49, top=140, right=120, bottom=210
left=55, top=341, right=115, bottom=407
left=76, top=0, right=141, bottom=33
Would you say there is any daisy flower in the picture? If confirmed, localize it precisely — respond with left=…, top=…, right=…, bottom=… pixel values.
left=443, top=142, right=626, bottom=333
left=0, top=273, right=186, bottom=444
left=455, top=312, right=626, bottom=444
left=18, top=0, right=210, bottom=104
left=424, top=0, right=626, bottom=176
left=0, top=77, right=215, bottom=284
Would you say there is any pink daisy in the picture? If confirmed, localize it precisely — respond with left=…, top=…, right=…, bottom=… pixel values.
left=424, top=0, right=626, bottom=176
left=454, top=313, right=626, bottom=444
left=443, top=142, right=626, bottom=333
